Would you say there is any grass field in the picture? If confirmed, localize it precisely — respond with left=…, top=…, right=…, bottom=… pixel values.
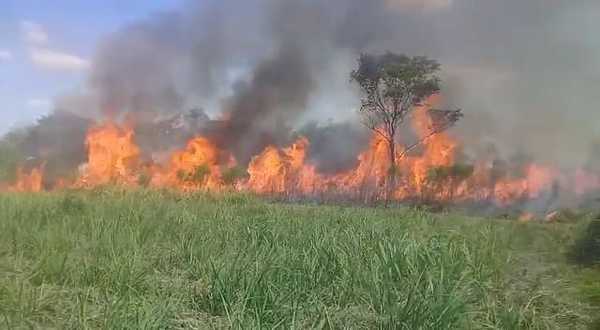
left=0, top=189, right=599, bottom=329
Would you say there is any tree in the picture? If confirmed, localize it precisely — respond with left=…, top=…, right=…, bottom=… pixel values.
left=424, top=164, right=474, bottom=203
left=0, top=136, right=22, bottom=183
left=351, top=52, right=462, bottom=188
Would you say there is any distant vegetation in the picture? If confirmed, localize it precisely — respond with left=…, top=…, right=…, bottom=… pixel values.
left=569, top=218, right=600, bottom=266
left=0, top=111, right=89, bottom=185
left=0, top=189, right=598, bottom=328
left=0, top=130, right=26, bottom=183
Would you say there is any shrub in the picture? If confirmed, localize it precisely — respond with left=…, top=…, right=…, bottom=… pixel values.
left=177, top=164, right=211, bottom=184
left=222, top=166, right=249, bottom=186
left=568, top=219, right=600, bottom=266
left=422, top=164, right=474, bottom=202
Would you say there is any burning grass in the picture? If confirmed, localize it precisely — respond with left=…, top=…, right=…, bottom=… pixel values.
left=0, top=189, right=598, bottom=328
left=6, top=96, right=600, bottom=212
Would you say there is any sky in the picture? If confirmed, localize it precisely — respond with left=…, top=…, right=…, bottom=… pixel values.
left=0, top=0, right=185, bottom=134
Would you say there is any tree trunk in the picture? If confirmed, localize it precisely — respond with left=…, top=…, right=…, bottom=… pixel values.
left=389, top=140, right=396, bottom=173
left=385, top=139, right=396, bottom=207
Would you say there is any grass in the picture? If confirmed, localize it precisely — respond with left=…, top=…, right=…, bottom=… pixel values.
left=0, top=189, right=598, bottom=329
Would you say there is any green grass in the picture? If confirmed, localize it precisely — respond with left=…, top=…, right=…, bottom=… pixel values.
left=0, top=189, right=598, bottom=329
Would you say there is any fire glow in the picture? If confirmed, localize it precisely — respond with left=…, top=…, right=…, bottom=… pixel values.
left=7, top=96, right=600, bottom=209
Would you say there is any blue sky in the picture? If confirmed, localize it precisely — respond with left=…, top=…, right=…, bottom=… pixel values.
left=0, top=0, right=185, bottom=134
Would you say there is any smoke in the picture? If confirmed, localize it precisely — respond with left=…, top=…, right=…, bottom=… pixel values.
left=52, top=0, right=600, bottom=169
left=86, top=2, right=265, bottom=117
left=214, top=44, right=314, bottom=163
left=432, top=0, right=600, bottom=168
left=298, top=121, right=371, bottom=174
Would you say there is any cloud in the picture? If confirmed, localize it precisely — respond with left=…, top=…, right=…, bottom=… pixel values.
left=19, top=20, right=90, bottom=72
left=19, top=21, right=89, bottom=71
left=26, top=98, right=51, bottom=108
left=21, top=20, right=49, bottom=45
left=0, top=50, right=12, bottom=61
left=30, top=48, right=90, bottom=71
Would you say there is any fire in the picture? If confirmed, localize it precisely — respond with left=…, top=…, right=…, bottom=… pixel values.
left=76, top=122, right=141, bottom=187
left=5, top=96, right=599, bottom=214
left=246, top=137, right=320, bottom=194
left=573, top=168, right=600, bottom=196
left=491, top=164, right=556, bottom=206
left=10, top=166, right=44, bottom=192
left=335, top=133, right=390, bottom=197
left=402, top=103, right=458, bottom=197
left=150, top=136, right=230, bottom=191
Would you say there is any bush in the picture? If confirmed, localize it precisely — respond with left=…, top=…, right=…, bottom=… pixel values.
left=426, top=164, right=474, bottom=183
left=0, top=139, right=23, bottom=183
left=137, top=172, right=151, bottom=187
left=568, top=219, right=600, bottom=266
left=422, top=164, right=474, bottom=203
left=222, top=166, right=249, bottom=186
left=177, top=164, right=211, bottom=184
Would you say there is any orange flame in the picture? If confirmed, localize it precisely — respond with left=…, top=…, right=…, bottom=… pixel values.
left=10, top=166, right=44, bottom=192
left=76, top=122, right=141, bottom=187
left=7, top=95, right=599, bottom=211
left=492, top=165, right=556, bottom=206
left=329, top=133, right=390, bottom=200
left=246, top=137, right=320, bottom=194
left=403, top=102, right=458, bottom=197
left=151, top=136, right=229, bottom=191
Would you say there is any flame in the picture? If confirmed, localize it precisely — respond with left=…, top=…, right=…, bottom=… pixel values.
left=246, top=137, right=319, bottom=194
left=150, top=136, right=228, bottom=191
left=491, top=165, right=556, bottom=206
left=6, top=94, right=599, bottom=212
left=403, top=101, right=458, bottom=197
left=76, top=122, right=141, bottom=187
left=329, top=133, right=390, bottom=200
left=10, top=166, right=44, bottom=192
left=518, top=212, right=536, bottom=222
left=573, top=168, right=600, bottom=196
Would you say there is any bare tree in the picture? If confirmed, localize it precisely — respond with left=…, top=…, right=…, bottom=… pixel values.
left=351, top=52, right=462, bottom=193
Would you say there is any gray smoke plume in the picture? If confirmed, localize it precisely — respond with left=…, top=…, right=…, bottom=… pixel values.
left=55, top=0, right=600, bottom=169
left=214, top=44, right=314, bottom=163
left=298, top=121, right=371, bottom=174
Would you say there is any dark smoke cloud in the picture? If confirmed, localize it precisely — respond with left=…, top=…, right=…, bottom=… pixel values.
left=215, top=44, right=314, bottom=163
left=88, top=1, right=267, bottom=116
left=57, top=0, right=600, bottom=168
left=298, top=121, right=371, bottom=174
